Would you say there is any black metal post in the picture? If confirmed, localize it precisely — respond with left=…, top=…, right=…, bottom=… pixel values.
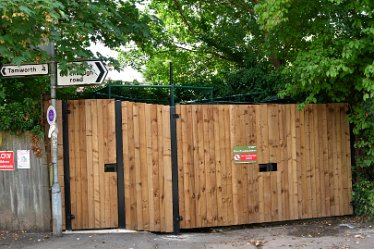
left=115, top=100, right=126, bottom=228
left=62, top=101, right=72, bottom=230
left=169, top=61, right=180, bottom=234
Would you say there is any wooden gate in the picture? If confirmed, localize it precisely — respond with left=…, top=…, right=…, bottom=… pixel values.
left=58, top=99, right=173, bottom=232
left=56, top=100, right=352, bottom=233
left=176, top=104, right=353, bottom=229
left=62, top=99, right=118, bottom=230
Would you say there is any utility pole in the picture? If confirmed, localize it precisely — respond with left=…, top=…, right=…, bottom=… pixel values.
left=49, top=42, right=63, bottom=236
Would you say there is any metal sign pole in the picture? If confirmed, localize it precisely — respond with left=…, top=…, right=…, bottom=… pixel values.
left=49, top=42, right=63, bottom=236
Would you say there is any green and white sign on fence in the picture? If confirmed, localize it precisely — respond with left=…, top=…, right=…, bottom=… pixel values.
left=232, top=145, right=257, bottom=164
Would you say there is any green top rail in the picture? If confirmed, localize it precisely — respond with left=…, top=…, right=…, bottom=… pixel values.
left=94, top=83, right=214, bottom=104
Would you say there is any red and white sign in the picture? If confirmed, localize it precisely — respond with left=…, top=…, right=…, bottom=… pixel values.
left=0, top=151, right=15, bottom=171
left=233, top=153, right=257, bottom=161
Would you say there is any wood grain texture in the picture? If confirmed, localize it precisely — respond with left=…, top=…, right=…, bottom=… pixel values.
left=55, top=101, right=352, bottom=232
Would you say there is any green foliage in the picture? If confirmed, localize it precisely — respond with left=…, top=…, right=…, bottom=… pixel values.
left=0, top=0, right=151, bottom=134
left=256, top=0, right=374, bottom=217
left=352, top=179, right=374, bottom=219
left=0, top=0, right=150, bottom=65
left=119, top=0, right=284, bottom=101
left=0, top=77, right=49, bottom=134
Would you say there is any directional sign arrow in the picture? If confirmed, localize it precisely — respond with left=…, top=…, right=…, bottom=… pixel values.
left=57, top=60, right=108, bottom=86
left=1, top=64, right=49, bottom=77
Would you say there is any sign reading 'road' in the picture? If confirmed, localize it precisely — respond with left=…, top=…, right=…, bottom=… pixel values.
left=1, top=64, right=49, bottom=77
left=57, top=61, right=108, bottom=86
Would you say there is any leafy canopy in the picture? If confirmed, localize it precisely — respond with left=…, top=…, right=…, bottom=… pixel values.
left=0, top=0, right=151, bottom=133
left=119, top=0, right=283, bottom=101
left=255, top=0, right=374, bottom=217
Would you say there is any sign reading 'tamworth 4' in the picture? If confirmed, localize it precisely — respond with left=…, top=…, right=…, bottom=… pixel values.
left=232, top=145, right=257, bottom=164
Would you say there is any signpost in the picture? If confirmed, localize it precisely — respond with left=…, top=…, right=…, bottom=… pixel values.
left=1, top=56, right=107, bottom=236
left=57, top=61, right=108, bottom=86
left=1, top=64, right=49, bottom=77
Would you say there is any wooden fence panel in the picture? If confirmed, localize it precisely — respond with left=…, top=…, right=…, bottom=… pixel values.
left=56, top=101, right=352, bottom=232
left=0, top=133, right=51, bottom=232
left=121, top=102, right=173, bottom=232
left=177, top=103, right=353, bottom=229
left=63, top=99, right=118, bottom=230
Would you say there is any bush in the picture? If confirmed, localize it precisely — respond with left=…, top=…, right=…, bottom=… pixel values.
left=352, top=179, right=374, bottom=219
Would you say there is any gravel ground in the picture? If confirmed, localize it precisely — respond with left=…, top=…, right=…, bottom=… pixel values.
left=1, top=216, right=373, bottom=249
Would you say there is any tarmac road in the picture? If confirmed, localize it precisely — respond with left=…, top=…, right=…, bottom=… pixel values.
left=1, top=217, right=373, bottom=249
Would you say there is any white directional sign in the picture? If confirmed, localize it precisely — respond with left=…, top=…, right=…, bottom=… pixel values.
left=57, top=61, right=108, bottom=86
left=1, top=64, right=49, bottom=77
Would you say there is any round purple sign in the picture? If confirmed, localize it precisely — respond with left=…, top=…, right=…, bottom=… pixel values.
left=46, top=105, right=57, bottom=125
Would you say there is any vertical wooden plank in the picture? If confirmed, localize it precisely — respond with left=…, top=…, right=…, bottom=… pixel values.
left=278, top=105, right=289, bottom=221
left=132, top=103, right=143, bottom=230
left=123, top=102, right=137, bottom=229
left=286, top=105, right=296, bottom=220
left=240, top=105, right=249, bottom=224
left=308, top=105, right=318, bottom=218
left=214, top=105, right=224, bottom=226
left=204, top=105, right=218, bottom=226
left=150, top=104, right=161, bottom=231
left=72, top=101, right=82, bottom=229
left=97, top=100, right=107, bottom=227
left=255, top=105, right=269, bottom=222
left=177, top=104, right=186, bottom=229
left=85, top=100, right=94, bottom=228
left=302, top=106, right=310, bottom=218
left=298, top=107, right=306, bottom=218
left=223, top=105, right=234, bottom=225
left=315, top=105, right=326, bottom=217
left=139, top=103, right=150, bottom=230
left=327, top=104, right=337, bottom=215
left=176, top=105, right=185, bottom=228
left=335, top=104, right=344, bottom=215
left=91, top=100, right=100, bottom=228
left=162, top=105, right=173, bottom=232
left=192, top=105, right=206, bottom=227
left=268, top=105, right=279, bottom=221
left=303, top=106, right=313, bottom=218
left=156, top=105, right=165, bottom=231
left=248, top=105, right=258, bottom=223
left=320, top=104, right=331, bottom=217
left=181, top=105, right=196, bottom=228
left=145, top=104, right=155, bottom=230
left=331, top=104, right=340, bottom=215
left=98, top=100, right=112, bottom=227
left=230, top=105, right=240, bottom=224
left=79, top=100, right=88, bottom=228
left=107, top=100, right=118, bottom=228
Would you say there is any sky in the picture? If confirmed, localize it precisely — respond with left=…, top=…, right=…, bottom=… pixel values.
left=89, top=43, right=144, bottom=82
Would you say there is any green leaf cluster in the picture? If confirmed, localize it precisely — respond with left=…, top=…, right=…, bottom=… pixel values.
left=0, top=0, right=151, bottom=134
left=256, top=0, right=374, bottom=218
left=119, top=0, right=284, bottom=101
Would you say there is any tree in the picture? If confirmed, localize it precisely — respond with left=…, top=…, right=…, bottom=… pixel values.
left=119, top=0, right=283, bottom=101
left=0, top=0, right=150, bottom=133
left=255, top=0, right=374, bottom=218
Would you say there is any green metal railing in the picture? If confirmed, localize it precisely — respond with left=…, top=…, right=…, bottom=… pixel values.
left=93, top=83, right=214, bottom=104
